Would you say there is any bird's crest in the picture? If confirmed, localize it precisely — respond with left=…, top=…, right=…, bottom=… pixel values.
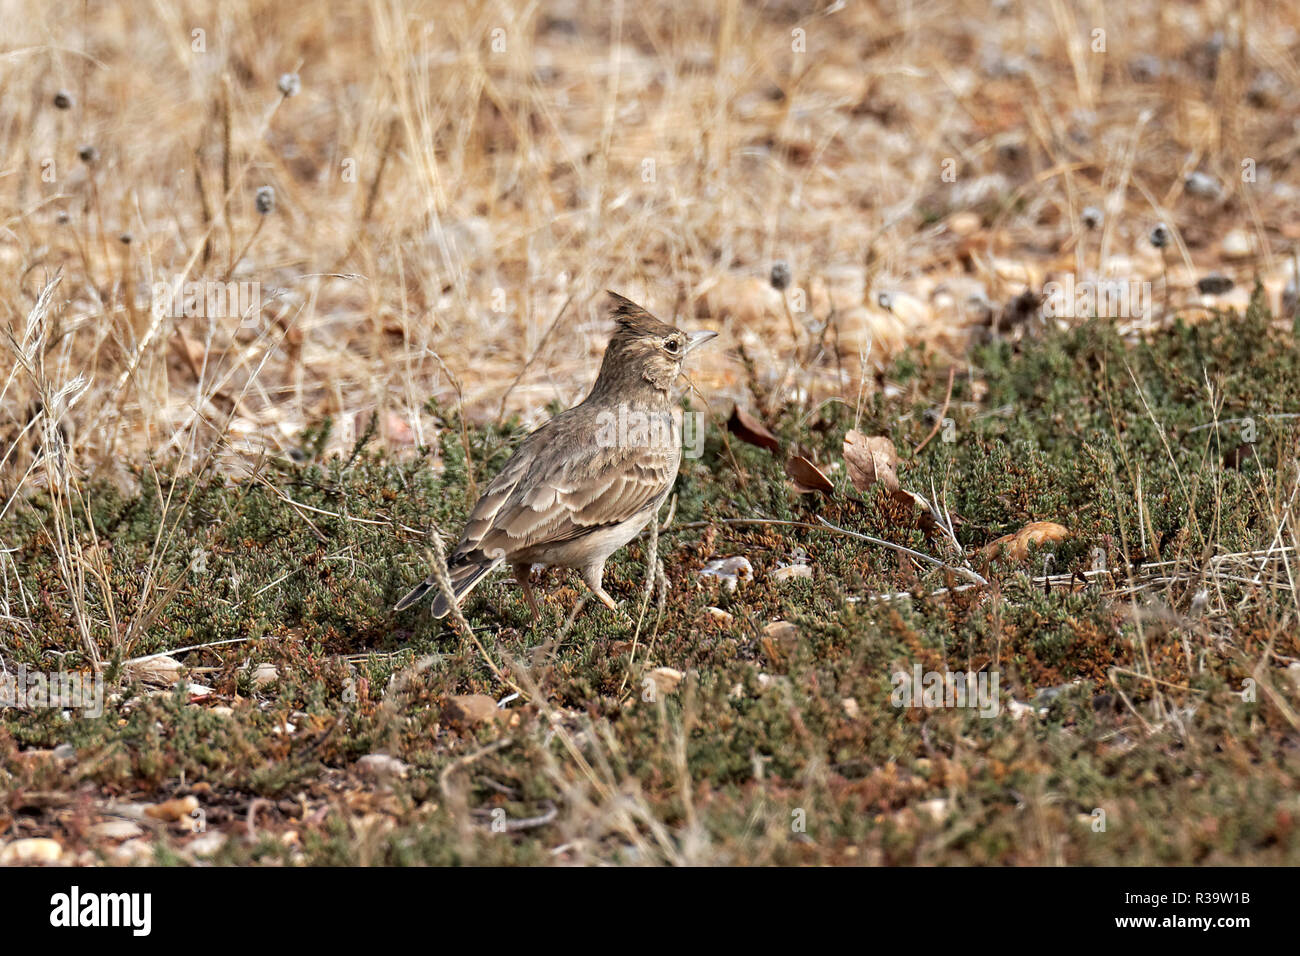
left=606, top=291, right=676, bottom=337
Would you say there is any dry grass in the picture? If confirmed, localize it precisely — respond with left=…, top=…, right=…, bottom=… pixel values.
left=3, top=0, right=1298, bottom=478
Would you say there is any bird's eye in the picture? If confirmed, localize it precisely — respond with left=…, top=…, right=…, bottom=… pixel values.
left=664, top=338, right=680, bottom=354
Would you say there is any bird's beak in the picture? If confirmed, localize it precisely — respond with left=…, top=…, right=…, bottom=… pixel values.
left=684, top=329, right=718, bottom=354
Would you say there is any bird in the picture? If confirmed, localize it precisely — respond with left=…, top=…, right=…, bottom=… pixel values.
left=394, top=291, right=717, bottom=618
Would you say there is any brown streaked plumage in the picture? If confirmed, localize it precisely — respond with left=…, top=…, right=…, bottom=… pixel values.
left=394, top=292, right=717, bottom=618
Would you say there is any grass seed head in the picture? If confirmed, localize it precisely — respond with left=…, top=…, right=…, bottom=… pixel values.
left=255, top=185, right=276, bottom=215
left=770, top=260, right=791, bottom=290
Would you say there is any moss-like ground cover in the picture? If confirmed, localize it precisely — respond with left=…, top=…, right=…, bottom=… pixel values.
left=3, top=302, right=1299, bottom=865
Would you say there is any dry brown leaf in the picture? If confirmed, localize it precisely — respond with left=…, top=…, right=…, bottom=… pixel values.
left=785, top=455, right=834, bottom=494
left=842, top=431, right=946, bottom=537
left=843, top=430, right=899, bottom=492
left=982, top=521, right=1070, bottom=561
left=145, top=795, right=199, bottom=822
left=728, top=406, right=780, bottom=454
left=888, top=487, right=944, bottom=540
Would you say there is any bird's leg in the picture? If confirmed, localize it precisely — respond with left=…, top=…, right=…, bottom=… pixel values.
left=581, top=565, right=636, bottom=626
left=581, top=562, right=621, bottom=612
left=512, top=562, right=541, bottom=619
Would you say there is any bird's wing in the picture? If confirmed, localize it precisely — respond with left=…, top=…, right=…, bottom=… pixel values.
left=454, top=424, right=677, bottom=561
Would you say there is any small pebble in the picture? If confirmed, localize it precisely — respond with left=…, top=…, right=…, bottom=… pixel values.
left=698, top=557, right=754, bottom=591
left=771, top=564, right=813, bottom=583
left=1184, top=171, right=1221, bottom=199
left=1220, top=229, right=1253, bottom=260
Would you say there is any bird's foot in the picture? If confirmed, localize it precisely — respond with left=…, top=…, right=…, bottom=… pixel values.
left=590, top=587, right=638, bottom=626
left=591, top=585, right=620, bottom=612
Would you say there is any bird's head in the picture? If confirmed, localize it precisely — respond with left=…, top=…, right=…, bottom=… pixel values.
left=592, top=292, right=717, bottom=395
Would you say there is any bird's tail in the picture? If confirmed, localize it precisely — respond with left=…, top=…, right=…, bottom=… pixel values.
left=393, top=552, right=504, bottom=616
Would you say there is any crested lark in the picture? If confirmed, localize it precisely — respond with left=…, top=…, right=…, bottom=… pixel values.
left=395, top=292, right=717, bottom=618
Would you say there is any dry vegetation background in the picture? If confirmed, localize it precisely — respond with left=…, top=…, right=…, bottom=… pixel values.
left=3, top=0, right=1300, bottom=868
left=2, top=0, right=1298, bottom=478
